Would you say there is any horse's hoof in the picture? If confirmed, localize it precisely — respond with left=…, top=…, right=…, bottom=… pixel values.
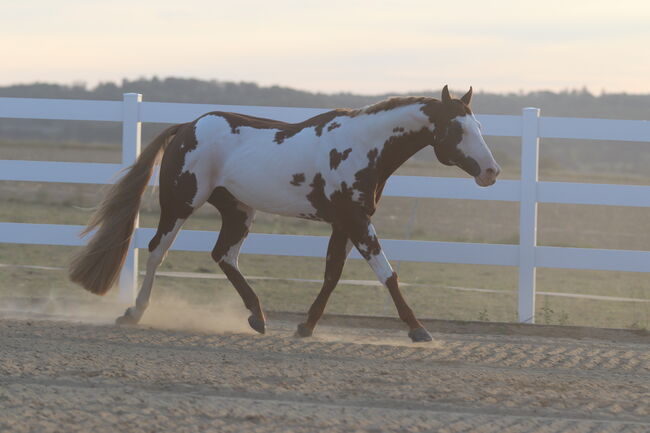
left=408, top=327, right=433, bottom=342
left=248, top=315, right=266, bottom=334
left=115, top=313, right=138, bottom=326
left=115, top=308, right=140, bottom=326
left=294, top=323, right=313, bottom=338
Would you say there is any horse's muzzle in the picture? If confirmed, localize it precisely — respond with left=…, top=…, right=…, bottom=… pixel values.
left=474, top=167, right=500, bottom=187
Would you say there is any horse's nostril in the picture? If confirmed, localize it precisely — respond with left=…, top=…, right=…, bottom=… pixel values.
left=486, top=167, right=500, bottom=177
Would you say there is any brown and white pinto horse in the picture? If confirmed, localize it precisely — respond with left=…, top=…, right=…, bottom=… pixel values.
left=69, top=85, right=500, bottom=342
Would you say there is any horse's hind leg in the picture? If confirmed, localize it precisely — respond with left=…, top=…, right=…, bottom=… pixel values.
left=208, top=188, right=266, bottom=334
left=115, top=209, right=188, bottom=325
left=116, top=174, right=211, bottom=324
left=295, top=226, right=352, bottom=337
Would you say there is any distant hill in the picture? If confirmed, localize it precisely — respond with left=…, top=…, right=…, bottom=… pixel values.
left=0, top=77, right=648, bottom=143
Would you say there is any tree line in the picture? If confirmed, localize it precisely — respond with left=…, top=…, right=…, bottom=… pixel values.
left=1, top=77, right=647, bottom=143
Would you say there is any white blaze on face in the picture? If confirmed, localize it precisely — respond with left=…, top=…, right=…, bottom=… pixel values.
left=456, top=115, right=501, bottom=187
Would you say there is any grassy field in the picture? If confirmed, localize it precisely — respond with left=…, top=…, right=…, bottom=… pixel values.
left=1, top=136, right=649, bottom=329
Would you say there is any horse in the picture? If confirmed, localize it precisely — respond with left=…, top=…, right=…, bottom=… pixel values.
left=69, top=85, right=500, bottom=342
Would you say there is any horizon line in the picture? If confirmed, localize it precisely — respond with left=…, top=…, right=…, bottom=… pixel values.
left=0, top=77, right=647, bottom=98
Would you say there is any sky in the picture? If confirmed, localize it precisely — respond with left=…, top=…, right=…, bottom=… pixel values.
left=2, top=0, right=649, bottom=95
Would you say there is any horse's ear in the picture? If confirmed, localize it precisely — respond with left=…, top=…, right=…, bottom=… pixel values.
left=461, top=87, right=473, bottom=105
left=441, top=85, right=452, bottom=104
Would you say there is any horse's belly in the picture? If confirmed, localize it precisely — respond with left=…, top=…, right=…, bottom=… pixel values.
left=219, top=148, right=323, bottom=218
left=224, top=175, right=319, bottom=217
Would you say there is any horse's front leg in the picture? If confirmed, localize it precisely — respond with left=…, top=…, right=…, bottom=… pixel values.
left=295, top=226, right=353, bottom=337
left=346, top=217, right=433, bottom=342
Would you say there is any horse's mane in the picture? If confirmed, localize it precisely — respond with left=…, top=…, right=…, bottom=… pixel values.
left=361, top=96, right=436, bottom=115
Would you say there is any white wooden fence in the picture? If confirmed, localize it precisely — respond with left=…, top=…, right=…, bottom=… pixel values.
left=1, top=93, right=649, bottom=323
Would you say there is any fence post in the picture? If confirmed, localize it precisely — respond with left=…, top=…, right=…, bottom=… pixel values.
left=518, top=107, right=540, bottom=323
left=118, top=93, right=142, bottom=303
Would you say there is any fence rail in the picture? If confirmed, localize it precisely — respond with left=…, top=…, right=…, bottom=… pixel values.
left=1, top=94, right=649, bottom=323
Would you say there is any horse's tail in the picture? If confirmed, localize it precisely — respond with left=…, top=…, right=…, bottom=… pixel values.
left=69, top=123, right=184, bottom=295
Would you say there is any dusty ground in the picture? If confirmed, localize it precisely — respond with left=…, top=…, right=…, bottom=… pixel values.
left=1, top=304, right=649, bottom=433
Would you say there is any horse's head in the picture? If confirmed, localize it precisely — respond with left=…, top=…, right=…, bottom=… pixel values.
left=430, top=85, right=500, bottom=187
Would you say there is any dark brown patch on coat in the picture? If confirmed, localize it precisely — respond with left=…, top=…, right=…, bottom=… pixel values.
left=304, top=127, right=440, bottom=224
left=363, top=97, right=432, bottom=115
left=305, top=173, right=333, bottom=222
left=207, top=187, right=251, bottom=263
left=385, top=272, right=398, bottom=288
left=290, top=173, right=306, bottom=186
left=432, top=120, right=463, bottom=166
left=377, top=127, right=435, bottom=185
left=305, top=147, right=386, bottom=225
left=419, top=98, right=480, bottom=176
left=420, top=99, right=471, bottom=125
left=174, top=171, right=198, bottom=214
left=336, top=128, right=436, bottom=219
left=327, top=121, right=341, bottom=132
left=435, top=122, right=480, bottom=176
left=149, top=123, right=199, bottom=252
left=203, top=110, right=356, bottom=144
left=329, top=148, right=352, bottom=170
left=350, top=148, right=380, bottom=214
left=354, top=225, right=381, bottom=260
left=207, top=185, right=239, bottom=208
left=327, top=183, right=380, bottom=261
left=392, top=127, right=405, bottom=133
left=329, top=181, right=354, bottom=209
left=207, top=112, right=288, bottom=135
left=274, top=109, right=355, bottom=144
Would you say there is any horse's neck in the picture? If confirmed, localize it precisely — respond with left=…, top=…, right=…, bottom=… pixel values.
left=358, top=104, right=434, bottom=184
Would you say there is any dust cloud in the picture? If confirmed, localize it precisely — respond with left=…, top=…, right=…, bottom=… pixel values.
left=2, top=288, right=254, bottom=335
left=139, top=293, right=253, bottom=335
